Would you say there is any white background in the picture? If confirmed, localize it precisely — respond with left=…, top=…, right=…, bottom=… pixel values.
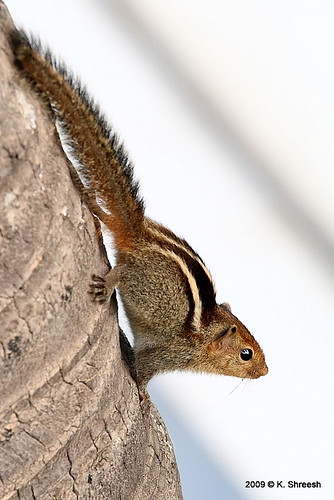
left=5, top=1, right=334, bottom=499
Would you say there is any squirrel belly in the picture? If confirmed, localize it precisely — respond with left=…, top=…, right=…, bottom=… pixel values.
left=11, top=30, right=268, bottom=391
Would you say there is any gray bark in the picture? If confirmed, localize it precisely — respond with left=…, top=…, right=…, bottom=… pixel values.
left=0, top=2, right=182, bottom=499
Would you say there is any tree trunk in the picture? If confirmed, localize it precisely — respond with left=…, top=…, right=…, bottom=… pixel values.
left=0, top=2, right=182, bottom=499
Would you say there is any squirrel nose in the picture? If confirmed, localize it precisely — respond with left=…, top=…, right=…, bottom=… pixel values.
left=261, top=363, right=269, bottom=376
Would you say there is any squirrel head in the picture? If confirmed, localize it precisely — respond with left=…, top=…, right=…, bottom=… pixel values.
left=202, top=304, right=268, bottom=379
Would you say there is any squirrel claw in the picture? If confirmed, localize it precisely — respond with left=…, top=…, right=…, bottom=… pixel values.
left=91, top=274, right=106, bottom=284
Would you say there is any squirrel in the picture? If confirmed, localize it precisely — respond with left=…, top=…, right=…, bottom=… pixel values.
left=10, top=30, right=268, bottom=395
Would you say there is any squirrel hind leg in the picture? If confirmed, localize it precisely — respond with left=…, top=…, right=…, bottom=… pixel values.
left=89, top=266, right=122, bottom=303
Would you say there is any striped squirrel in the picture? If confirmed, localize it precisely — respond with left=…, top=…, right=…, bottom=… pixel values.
left=11, top=30, right=268, bottom=394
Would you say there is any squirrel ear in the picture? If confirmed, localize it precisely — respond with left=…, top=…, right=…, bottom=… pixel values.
left=220, top=302, right=232, bottom=312
left=212, top=324, right=237, bottom=351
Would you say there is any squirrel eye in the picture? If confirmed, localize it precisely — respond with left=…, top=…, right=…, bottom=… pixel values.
left=240, top=348, right=253, bottom=361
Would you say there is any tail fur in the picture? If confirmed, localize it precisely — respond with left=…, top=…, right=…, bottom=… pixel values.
left=10, top=30, right=145, bottom=251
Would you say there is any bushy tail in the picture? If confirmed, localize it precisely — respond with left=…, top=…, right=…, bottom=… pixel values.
left=11, top=30, right=145, bottom=250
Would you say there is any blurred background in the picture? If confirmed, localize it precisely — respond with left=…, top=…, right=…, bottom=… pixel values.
left=5, top=1, right=334, bottom=499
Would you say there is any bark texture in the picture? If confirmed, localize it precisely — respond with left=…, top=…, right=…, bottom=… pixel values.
left=0, top=2, right=182, bottom=499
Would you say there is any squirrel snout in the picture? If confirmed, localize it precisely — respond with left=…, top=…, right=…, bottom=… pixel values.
left=256, top=363, right=269, bottom=378
left=248, top=362, right=268, bottom=379
left=260, top=363, right=269, bottom=376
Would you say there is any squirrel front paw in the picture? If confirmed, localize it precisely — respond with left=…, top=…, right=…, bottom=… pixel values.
left=89, top=274, right=109, bottom=302
left=89, top=267, right=122, bottom=303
